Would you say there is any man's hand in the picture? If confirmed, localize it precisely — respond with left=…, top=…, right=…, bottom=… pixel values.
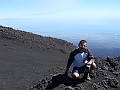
left=87, top=59, right=94, bottom=65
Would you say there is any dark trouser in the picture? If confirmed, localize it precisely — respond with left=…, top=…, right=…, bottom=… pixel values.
left=72, top=65, right=86, bottom=74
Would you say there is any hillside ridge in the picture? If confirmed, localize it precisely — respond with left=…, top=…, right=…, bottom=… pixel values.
left=0, top=25, right=76, bottom=53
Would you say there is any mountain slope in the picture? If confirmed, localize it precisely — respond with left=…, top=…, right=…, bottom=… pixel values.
left=0, top=26, right=120, bottom=90
left=0, top=25, right=76, bottom=90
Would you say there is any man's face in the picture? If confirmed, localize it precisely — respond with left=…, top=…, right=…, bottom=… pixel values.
left=79, top=43, right=87, bottom=50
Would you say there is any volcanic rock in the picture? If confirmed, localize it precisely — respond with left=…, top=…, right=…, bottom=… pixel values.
left=0, top=25, right=120, bottom=90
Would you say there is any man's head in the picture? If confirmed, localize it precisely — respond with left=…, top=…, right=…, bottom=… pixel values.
left=78, top=40, right=87, bottom=50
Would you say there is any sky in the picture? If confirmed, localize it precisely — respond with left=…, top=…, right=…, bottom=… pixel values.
left=0, top=0, right=120, bottom=47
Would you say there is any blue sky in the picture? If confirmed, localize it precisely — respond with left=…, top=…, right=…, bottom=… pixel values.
left=0, top=0, right=120, bottom=19
left=0, top=0, right=120, bottom=46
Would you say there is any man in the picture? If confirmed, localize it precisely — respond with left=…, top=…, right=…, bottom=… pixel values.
left=65, top=40, right=96, bottom=80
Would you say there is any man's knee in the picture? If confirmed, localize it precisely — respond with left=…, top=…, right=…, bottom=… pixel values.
left=71, top=72, right=80, bottom=78
left=91, top=62, right=97, bottom=70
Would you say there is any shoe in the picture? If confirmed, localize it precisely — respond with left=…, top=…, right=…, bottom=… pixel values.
left=83, top=72, right=91, bottom=81
left=86, top=73, right=91, bottom=80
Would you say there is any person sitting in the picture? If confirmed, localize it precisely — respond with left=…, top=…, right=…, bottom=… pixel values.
left=65, top=40, right=96, bottom=80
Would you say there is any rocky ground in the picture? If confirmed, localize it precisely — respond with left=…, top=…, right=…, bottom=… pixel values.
left=30, top=56, right=120, bottom=90
left=0, top=26, right=120, bottom=90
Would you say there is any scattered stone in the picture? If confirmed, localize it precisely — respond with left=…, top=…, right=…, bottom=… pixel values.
left=64, top=86, right=75, bottom=90
left=107, top=77, right=119, bottom=88
left=113, top=72, right=119, bottom=76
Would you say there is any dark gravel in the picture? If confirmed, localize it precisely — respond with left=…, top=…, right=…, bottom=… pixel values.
left=0, top=25, right=120, bottom=90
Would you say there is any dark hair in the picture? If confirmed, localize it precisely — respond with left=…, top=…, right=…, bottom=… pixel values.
left=78, top=40, right=87, bottom=46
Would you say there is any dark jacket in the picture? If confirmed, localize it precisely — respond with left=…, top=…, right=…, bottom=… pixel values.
left=66, top=48, right=94, bottom=70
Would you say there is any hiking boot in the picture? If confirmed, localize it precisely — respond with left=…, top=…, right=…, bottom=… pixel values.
left=83, top=72, right=91, bottom=80
left=86, top=73, right=91, bottom=80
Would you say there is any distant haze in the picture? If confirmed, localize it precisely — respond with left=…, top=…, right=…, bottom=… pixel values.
left=0, top=18, right=120, bottom=49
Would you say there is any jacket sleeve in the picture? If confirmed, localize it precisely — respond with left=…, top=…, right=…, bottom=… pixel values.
left=87, top=49, right=95, bottom=62
left=66, top=52, right=74, bottom=70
